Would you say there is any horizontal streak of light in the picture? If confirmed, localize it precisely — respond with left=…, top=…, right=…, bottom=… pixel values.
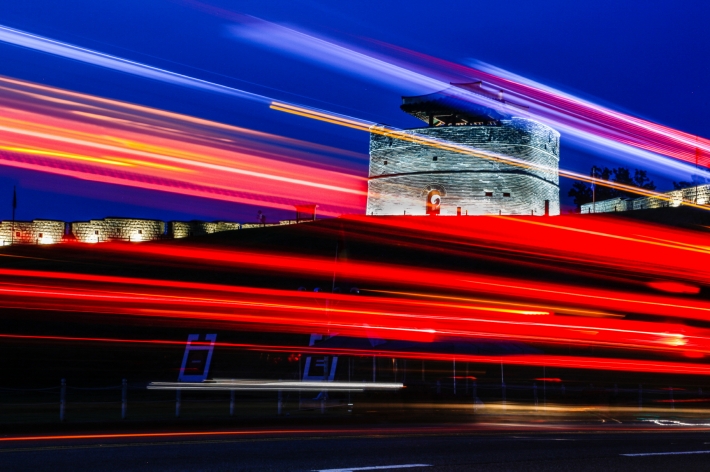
left=0, top=279, right=703, bottom=354
left=235, top=18, right=709, bottom=174
left=4, top=215, right=710, bottom=353
left=0, top=75, right=364, bottom=163
left=3, top=332, right=710, bottom=376
left=337, top=215, right=710, bottom=288
left=645, top=420, right=710, bottom=427
left=462, top=60, right=710, bottom=161
left=0, top=145, right=135, bottom=167
left=147, top=380, right=403, bottom=391
left=0, top=430, right=347, bottom=443
left=99, top=242, right=710, bottom=321
left=620, top=451, right=710, bottom=457
left=0, top=425, right=515, bottom=443
left=366, top=290, right=620, bottom=319
left=0, top=157, right=327, bottom=214
left=0, top=76, right=365, bottom=215
left=0, top=113, right=362, bottom=194
left=0, top=24, right=269, bottom=104
left=492, top=215, right=710, bottom=255
left=4, top=228, right=710, bottom=325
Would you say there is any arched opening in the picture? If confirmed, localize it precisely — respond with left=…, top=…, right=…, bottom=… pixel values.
left=426, top=190, right=442, bottom=215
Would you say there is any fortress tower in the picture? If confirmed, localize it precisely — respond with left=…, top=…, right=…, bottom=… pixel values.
left=366, top=82, right=560, bottom=216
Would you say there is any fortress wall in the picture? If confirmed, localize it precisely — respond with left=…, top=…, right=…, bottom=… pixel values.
left=682, top=185, right=710, bottom=205
left=580, top=198, right=630, bottom=214
left=0, top=217, right=264, bottom=246
left=581, top=185, right=710, bottom=214
left=170, top=221, right=241, bottom=239
left=71, top=218, right=165, bottom=243
left=0, top=220, right=65, bottom=245
left=241, top=223, right=280, bottom=229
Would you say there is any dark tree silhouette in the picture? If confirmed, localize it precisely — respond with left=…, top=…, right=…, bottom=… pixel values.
left=592, top=167, right=621, bottom=201
left=632, top=169, right=656, bottom=191
left=568, top=182, right=592, bottom=208
left=673, top=175, right=707, bottom=190
left=568, top=166, right=657, bottom=210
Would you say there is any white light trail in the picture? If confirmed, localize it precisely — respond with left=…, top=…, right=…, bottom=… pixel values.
left=0, top=24, right=270, bottom=104
left=621, top=451, right=710, bottom=457
left=147, top=379, right=404, bottom=391
left=230, top=17, right=710, bottom=180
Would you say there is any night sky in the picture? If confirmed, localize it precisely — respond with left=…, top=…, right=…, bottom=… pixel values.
left=0, top=0, right=707, bottom=223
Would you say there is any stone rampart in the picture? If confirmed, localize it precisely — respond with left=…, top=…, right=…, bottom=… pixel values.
left=0, top=216, right=302, bottom=246
left=241, top=223, right=281, bottom=229
left=71, top=218, right=165, bottom=243
left=367, top=118, right=560, bottom=216
left=580, top=198, right=630, bottom=214
left=582, top=185, right=710, bottom=214
left=170, top=221, right=241, bottom=239
left=0, top=220, right=65, bottom=245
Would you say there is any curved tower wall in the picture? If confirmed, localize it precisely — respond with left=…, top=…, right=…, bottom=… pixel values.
left=366, top=118, right=560, bottom=216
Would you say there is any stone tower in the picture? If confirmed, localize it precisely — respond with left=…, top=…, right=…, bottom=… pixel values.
left=366, top=82, right=560, bottom=216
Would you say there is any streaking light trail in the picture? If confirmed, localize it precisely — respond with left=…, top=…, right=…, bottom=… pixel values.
left=229, top=14, right=710, bottom=179
left=5, top=331, right=710, bottom=376
left=147, top=379, right=403, bottom=392
left=0, top=76, right=366, bottom=215
left=0, top=25, right=269, bottom=104
left=270, top=102, right=709, bottom=209
left=0, top=22, right=706, bottom=213
left=5, top=232, right=710, bottom=358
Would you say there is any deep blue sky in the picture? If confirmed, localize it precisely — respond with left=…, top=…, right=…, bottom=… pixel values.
left=0, top=0, right=707, bottom=222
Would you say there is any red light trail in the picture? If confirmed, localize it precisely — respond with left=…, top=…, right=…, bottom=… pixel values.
left=229, top=15, right=710, bottom=172
left=0, top=76, right=366, bottom=216
left=1, top=215, right=710, bottom=363
left=4, top=332, right=710, bottom=376
left=390, top=46, right=710, bottom=168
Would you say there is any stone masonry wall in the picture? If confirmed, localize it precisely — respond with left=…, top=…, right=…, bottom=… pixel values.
left=367, top=118, right=560, bottom=216
left=581, top=185, right=710, bottom=214
left=241, top=223, right=280, bottom=229
left=580, top=197, right=630, bottom=214
left=0, top=217, right=292, bottom=246
left=71, top=218, right=165, bottom=243
left=0, top=220, right=65, bottom=245
left=170, top=221, right=241, bottom=239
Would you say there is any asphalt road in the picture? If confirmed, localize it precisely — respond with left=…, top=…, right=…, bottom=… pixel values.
left=2, top=424, right=710, bottom=471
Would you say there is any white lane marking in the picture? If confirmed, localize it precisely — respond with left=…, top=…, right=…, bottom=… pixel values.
left=622, top=450, right=710, bottom=457
left=316, top=465, right=431, bottom=472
